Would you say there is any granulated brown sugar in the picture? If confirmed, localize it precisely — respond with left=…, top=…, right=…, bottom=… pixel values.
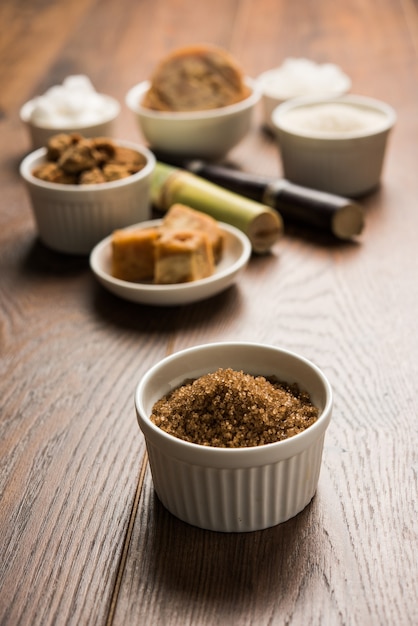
left=150, top=368, right=319, bottom=447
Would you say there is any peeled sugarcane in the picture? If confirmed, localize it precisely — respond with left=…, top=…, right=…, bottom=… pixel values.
left=151, top=163, right=283, bottom=253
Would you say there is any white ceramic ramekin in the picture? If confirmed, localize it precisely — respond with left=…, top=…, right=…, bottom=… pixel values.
left=20, top=95, right=120, bottom=150
left=272, top=94, right=396, bottom=197
left=19, top=141, right=156, bottom=255
left=125, top=78, right=260, bottom=159
left=135, top=342, right=333, bottom=532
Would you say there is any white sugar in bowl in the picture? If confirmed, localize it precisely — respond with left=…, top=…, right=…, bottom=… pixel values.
left=272, top=94, right=396, bottom=196
left=258, top=58, right=351, bottom=130
left=20, top=75, right=121, bottom=149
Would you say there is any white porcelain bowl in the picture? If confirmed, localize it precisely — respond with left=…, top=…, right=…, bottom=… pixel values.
left=135, top=342, right=333, bottom=532
left=125, top=78, right=260, bottom=159
left=90, top=220, right=251, bottom=306
left=20, top=141, right=156, bottom=255
left=272, top=94, right=396, bottom=197
left=20, top=95, right=120, bottom=150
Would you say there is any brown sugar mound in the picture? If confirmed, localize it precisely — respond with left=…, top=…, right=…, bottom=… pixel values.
left=142, top=44, right=250, bottom=112
left=151, top=368, right=319, bottom=448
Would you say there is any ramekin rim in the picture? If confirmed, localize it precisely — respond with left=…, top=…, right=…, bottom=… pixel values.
left=135, top=341, right=333, bottom=456
left=271, top=93, right=397, bottom=140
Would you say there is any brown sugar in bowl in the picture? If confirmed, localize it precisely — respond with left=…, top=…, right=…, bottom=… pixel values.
left=135, top=341, right=333, bottom=532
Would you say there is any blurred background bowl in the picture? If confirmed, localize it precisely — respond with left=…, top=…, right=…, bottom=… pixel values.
left=135, top=341, right=333, bottom=532
left=257, top=59, right=351, bottom=131
left=20, top=140, right=155, bottom=255
left=272, top=94, right=396, bottom=197
left=20, top=95, right=121, bottom=150
left=125, top=78, right=260, bottom=159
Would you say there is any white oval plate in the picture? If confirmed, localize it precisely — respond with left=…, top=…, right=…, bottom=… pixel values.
left=89, top=219, right=252, bottom=306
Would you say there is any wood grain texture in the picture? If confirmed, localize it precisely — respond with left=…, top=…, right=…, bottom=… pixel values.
left=0, top=0, right=417, bottom=625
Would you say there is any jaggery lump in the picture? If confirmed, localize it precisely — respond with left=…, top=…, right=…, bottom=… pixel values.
left=109, top=145, right=147, bottom=173
left=161, top=203, right=224, bottom=263
left=79, top=167, right=106, bottom=184
left=142, top=44, right=250, bottom=112
left=32, top=133, right=146, bottom=185
left=154, top=229, right=214, bottom=284
left=46, top=132, right=82, bottom=161
left=58, top=138, right=98, bottom=173
left=112, top=227, right=160, bottom=282
left=32, top=162, right=78, bottom=184
left=110, top=205, right=223, bottom=284
left=102, top=163, right=132, bottom=181
left=151, top=368, right=319, bottom=448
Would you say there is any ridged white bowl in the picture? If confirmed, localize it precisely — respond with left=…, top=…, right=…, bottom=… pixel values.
left=135, top=342, right=333, bottom=532
left=19, top=141, right=155, bottom=255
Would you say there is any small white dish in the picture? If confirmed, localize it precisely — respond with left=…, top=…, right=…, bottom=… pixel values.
left=89, top=219, right=252, bottom=306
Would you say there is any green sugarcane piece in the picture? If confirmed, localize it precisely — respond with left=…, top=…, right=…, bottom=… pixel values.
left=152, top=162, right=283, bottom=253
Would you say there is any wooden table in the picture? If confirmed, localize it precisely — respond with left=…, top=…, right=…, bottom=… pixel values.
left=1, top=1, right=417, bottom=624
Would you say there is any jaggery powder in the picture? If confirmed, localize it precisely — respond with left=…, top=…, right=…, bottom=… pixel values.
left=150, top=368, right=319, bottom=447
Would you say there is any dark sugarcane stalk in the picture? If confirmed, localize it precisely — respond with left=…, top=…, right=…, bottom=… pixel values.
left=153, top=155, right=365, bottom=240
left=152, top=163, right=284, bottom=253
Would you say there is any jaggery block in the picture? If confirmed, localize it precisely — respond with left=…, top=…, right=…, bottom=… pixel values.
left=46, top=132, right=82, bottom=161
left=142, top=44, right=249, bottom=112
left=79, top=167, right=106, bottom=184
left=111, top=227, right=160, bottom=282
left=102, top=163, right=132, bottom=181
left=161, top=203, right=224, bottom=263
left=58, top=139, right=98, bottom=173
left=154, top=230, right=215, bottom=284
left=32, top=162, right=78, bottom=184
left=109, top=146, right=147, bottom=174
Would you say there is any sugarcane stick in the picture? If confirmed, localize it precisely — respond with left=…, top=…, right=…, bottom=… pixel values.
left=151, top=163, right=283, bottom=253
left=152, top=154, right=365, bottom=240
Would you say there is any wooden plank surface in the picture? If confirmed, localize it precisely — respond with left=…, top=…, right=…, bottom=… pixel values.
left=0, top=0, right=417, bottom=624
